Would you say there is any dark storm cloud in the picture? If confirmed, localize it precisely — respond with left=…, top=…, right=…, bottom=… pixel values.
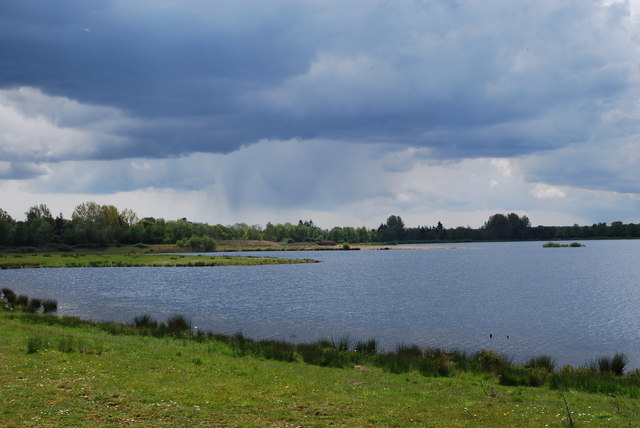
left=0, top=0, right=638, bottom=163
left=0, top=161, right=47, bottom=180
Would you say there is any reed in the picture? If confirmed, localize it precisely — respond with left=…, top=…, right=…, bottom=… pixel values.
left=133, top=313, right=158, bottom=329
left=1, top=288, right=16, bottom=304
left=41, top=299, right=58, bottom=313
left=28, top=298, right=42, bottom=312
left=165, top=314, right=192, bottom=335
left=15, top=295, right=29, bottom=307
left=525, top=355, right=556, bottom=372
left=354, top=338, right=378, bottom=355
left=612, top=352, right=629, bottom=376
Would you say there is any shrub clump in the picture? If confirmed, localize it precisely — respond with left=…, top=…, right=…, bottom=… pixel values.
left=176, top=236, right=216, bottom=252
left=42, top=299, right=58, bottom=313
left=134, top=314, right=158, bottom=329
left=525, top=355, right=556, bottom=372
left=1, top=288, right=17, bottom=305
left=1, top=288, right=57, bottom=313
left=165, top=315, right=192, bottom=335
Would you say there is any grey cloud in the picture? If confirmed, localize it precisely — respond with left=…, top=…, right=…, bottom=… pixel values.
left=522, top=136, right=640, bottom=195
left=0, top=0, right=639, bottom=170
left=30, top=156, right=217, bottom=194
left=28, top=139, right=394, bottom=213
left=0, top=161, right=48, bottom=180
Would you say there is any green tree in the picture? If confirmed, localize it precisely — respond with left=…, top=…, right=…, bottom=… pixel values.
left=380, top=215, right=405, bottom=241
left=0, top=208, right=14, bottom=246
left=25, top=204, right=53, bottom=224
left=25, top=204, right=54, bottom=245
left=610, top=221, right=624, bottom=237
left=483, top=213, right=510, bottom=240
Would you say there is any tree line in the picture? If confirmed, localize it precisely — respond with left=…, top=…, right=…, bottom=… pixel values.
left=0, top=203, right=638, bottom=249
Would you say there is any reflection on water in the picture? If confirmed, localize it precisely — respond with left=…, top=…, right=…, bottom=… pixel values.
left=2, top=240, right=640, bottom=368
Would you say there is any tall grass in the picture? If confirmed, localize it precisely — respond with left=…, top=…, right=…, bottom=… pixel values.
left=525, top=355, right=556, bottom=372
left=9, top=303, right=640, bottom=399
left=354, top=338, right=378, bottom=356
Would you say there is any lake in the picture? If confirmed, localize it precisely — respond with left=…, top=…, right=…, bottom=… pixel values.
left=2, top=240, right=640, bottom=369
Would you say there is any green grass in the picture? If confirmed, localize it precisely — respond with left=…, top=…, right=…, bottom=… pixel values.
left=1, top=309, right=639, bottom=426
left=0, top=253, right=317, bottom=269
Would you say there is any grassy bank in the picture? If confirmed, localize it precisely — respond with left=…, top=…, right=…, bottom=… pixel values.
left=1, top=308, right=639, bottom=426
left=0, top=253, right=316, bottom=269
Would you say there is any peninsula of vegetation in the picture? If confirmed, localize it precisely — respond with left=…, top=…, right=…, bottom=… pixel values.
left=0, top=253, right=316, bottom=269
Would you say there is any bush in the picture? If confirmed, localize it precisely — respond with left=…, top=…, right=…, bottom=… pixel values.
left=177, top=236, right=216, bottom=252
left=476, top=349, right=505, bottom=373
left=27, top=336, right=46, bottom=354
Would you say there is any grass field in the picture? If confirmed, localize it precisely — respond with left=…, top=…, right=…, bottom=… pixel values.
left=0, top=253, right=316, bottom=269
left=1, top=309, right=638, bottom=427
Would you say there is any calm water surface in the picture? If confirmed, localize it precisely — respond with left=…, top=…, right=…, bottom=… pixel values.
left=2, top=240, right=640, bottom=368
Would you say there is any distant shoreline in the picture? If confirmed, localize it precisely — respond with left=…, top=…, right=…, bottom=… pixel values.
left=351, top=244, right=464, bottom=250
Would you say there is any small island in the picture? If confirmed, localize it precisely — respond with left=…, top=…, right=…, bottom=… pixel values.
left=542, top=242, right=585, bottom=248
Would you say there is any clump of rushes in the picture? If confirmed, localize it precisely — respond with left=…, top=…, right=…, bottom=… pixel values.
left=41, top=299, right=58, bottom=313
left=611, top=353, right=629, bottom=376
left=28, top=298, right=42, bottom=313
left=598, top=356, right=612, bottom=373
left=165, top=314, right=191, bottom=334
left=134, top=314, right=158, bottom=329
left=334, top=335, right=350, bottom=352
left=525, top=355, right=556, bottom=372
left=355, top=338, right=378, bottom=356
left=15, top=295, right=29, bottom=307
left=1, top=288, right=16, bottom=305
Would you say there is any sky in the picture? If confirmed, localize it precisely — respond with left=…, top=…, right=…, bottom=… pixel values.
left=1, top=0, right=640, bottom=229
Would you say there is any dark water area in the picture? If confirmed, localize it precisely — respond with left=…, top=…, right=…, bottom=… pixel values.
left=2, top=240, right=640, bottom=369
